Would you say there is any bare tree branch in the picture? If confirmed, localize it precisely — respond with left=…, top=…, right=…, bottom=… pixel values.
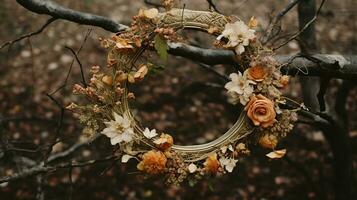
left=65, top=46, right=87, bottom=87
left=273, top=0, right=326, bottom=50
left=261, top=0, right=301, bottom=44
left=0, top=155, right=118, bottom=184
left=0, top=17, right=57, bottom=50
left=12, top=0, right=357, bottom=81
left=16, top=0, right=127, bottom=32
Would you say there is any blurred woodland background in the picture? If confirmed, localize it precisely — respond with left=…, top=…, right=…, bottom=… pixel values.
left=0, top=0, right=356, bottom=199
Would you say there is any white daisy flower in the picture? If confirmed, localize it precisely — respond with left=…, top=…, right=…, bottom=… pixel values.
left=225, top=72, right=255, bottom=105
left=101, top=112, right=134, bottom=145
left=217, top=21, right=255, bottom=55
left=219, top=157, right=238, bottom=173
left=143, top=127, right=158, bottom=139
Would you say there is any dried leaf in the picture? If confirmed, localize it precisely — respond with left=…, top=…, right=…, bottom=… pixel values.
left=143, top=8, right=159, bottom=19
left=266, top=149, right=286, bottom=159
left=154, top=35, right=168, bottom=61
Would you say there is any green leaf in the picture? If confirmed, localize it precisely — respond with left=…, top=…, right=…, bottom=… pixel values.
left=154, top=35, right=168, bottom=61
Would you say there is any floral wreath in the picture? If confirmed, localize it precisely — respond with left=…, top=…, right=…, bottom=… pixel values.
left=67, top=6, right=298, bottom=185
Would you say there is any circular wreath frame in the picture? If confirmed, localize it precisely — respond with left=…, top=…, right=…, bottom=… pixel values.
left=68, top=7, right=298, bottom=184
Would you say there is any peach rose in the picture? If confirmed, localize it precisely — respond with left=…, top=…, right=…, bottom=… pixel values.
left=204, top=153, right=220, bottom=174
left=137, top=150, right=167, bottom=174
left=245, top=94, right=276, bottom=127
left=246, top=65, right=268, bottom=82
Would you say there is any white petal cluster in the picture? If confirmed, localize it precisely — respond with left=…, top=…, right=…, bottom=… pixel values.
left=225, top=72, right=255, bottom=105
left=101, top=112, right=134, bottom=145
left=217, top=21, right=255, bottom=54
left=219, top=157, right=238, bottom=173
left=143, top=127, right=158, bottom=139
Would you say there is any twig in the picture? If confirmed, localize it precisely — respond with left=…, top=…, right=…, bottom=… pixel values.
left=67, top=163, right=74, bottom=200
left=207, top=0, right=221, bottom=13
left=0, top=155, right=119, bottom=184
left=0, top=17, right=57, bottom=50
left=44, top=93, right=65, bottom=165
left=64, top=46, right=87, bottom=87
left=50, top=29, right=92, bottom=95
left=47, top=134, right=102, bottom=163
left=273, top=0, right=326, bottom=50
left=197, top=63, right=229, bottom=81
left=144, top=0, right=164, bottom=8
left=261, top=0, right=301, bottom=44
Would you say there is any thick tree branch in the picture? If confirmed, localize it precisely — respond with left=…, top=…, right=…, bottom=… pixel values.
left=13, top=0, right=357, bottom=80
left=16, top=0, right=127, bottom=32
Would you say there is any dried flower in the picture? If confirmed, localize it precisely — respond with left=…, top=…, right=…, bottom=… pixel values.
left=143, top=127, right=158, bottom=139
left=217, top=21, right=255, bottom=54
left=134, top=65, right=148, bottom=81
left=137, top=150, right=167, bottom=174
left=188, top=163, right=197, bottom=173
left=102, top=75, right=113, bottom=86
left=219, top=157, right=238, bottom=173
left=116, top=71, right=127, bottom=83
left=115, top=38, right=134, bottom=51
left=139, top=8, right=159, bottom=19
left=259, top=134, right=278, bottom=149
left=246, top=65, right=268, bottom=82
left=245, top=94, right=277, bottom=128
left=248, top=16, right=258, bottom=28
left=154, top=134, right=173, bottom=150
left=101, top=112, right=134, bottom=145
left=204, top=153, right=220, bottom=174
left=225, top=72, right=255, bottom=105
left=73, top=84, right=85, bottom=94
left=279, top=75, right=290, bottom=88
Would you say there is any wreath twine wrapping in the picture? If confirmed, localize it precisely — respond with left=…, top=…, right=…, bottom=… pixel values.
left=67, top=7, right=298, bottom=185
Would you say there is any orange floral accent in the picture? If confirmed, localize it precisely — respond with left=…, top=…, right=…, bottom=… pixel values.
left=102, top=75, right=113, bottom=86
left=245, top=94, right=276, bottom=128
left=154, top=134, right=173, bottom=151
left=137, top=150, right=167, bottom=174
left=246, top=65, right=268, bottom=82
left=259, top=134, right=278, bottom=149
left=204, top=153, right=220, bottom=174
left=279, top=75, right=290, bottom=88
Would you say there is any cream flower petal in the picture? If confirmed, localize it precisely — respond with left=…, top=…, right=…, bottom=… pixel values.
left=110, top=135, right=123, bottom=145
left=101, top=128, right=117, bottom=138
left=122, top=114, right=131, bottom=129
left=143, top=128, right=157, bottom=139
left=113, top=112, right=123, bottom=122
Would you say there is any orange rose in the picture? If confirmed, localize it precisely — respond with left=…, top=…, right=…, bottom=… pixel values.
left=203, top=153, right=220, bottom=174
left=246, top=65, right=268, bottom=82
left=137, top=150, right=167, bottom=174
left=245, top=94, right=276, bottom=127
